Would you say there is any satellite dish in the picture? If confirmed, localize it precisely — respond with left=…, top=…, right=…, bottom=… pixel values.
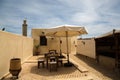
left=2, top=27, right=5, bottom=31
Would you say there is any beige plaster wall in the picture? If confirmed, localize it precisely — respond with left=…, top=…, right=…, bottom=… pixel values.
left=32, top=29, right=77, bottom=55
left=32, top=29, right=49, bottom=54
left=77, top=38, right=96, bottom=59
left=0, top=31, right=33, bottom=78
left=70, top=36, right=77, bottom=54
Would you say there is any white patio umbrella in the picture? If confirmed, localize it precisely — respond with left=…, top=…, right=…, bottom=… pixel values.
left=46, top=25, right=88, bottom=66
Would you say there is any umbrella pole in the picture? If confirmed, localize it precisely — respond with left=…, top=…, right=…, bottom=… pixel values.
left=64, top=31, right=73, bottom=67
left=59, top=37, right=62, bottom=56
left=66, top=31, right=69, bottom=63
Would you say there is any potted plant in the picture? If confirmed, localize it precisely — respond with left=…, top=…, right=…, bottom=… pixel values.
left=35, top=44, right=40, bottom=55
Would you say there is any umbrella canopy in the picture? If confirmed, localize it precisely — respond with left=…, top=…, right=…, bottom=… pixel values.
left=46, top=26, right=87, bottom=37
left=46, top=25, right=88, bottom=64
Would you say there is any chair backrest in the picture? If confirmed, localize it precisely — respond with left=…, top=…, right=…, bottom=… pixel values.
left=49, top=50, right=57, bottom=54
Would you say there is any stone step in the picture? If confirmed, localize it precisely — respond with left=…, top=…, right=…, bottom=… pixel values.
left=70, top=58, right=88, bottom=73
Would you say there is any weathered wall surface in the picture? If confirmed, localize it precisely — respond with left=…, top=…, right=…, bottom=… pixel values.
left=0, top=31, right=33, bottom=78
left=77, top=38, right=96, bottom=59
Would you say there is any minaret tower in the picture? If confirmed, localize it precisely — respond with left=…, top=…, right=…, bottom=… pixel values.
left=22, top=20, right=27, bottom=36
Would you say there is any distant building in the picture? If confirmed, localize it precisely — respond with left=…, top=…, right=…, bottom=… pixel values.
left=22, top=20, right=27, bottom=36
left=77, top=29, right=120, bottom=70
left=95, top=29, right=120, bottom=70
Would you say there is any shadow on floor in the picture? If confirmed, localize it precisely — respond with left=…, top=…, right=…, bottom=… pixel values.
left=75, top=54, right=120, bottom=80
left=30, top=64, right=77, bottom=76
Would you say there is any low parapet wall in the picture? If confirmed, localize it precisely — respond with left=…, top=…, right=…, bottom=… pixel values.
left=99, top=55, right=115, bottom=69
left=0, top=31, right=33, bottom=79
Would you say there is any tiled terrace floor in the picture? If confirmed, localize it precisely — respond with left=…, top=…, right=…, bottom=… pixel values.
left=3, top=54, right=120, bottom=80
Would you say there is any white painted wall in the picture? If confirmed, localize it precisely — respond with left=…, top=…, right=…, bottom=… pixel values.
left=0, top=31, right=33, bottom=78
left=77, top=38, right=96, bottom=59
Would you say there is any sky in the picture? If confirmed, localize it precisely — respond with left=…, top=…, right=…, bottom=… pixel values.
left=0, top=0, right=120, bottom=38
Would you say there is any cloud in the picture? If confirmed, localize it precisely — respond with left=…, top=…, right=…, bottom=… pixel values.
left=0, top=0, right=120, bottom=38
left=71, top=12, right=99, bottom=24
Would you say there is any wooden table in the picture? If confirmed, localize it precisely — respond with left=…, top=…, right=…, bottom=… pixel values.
left=45, top=53, right=59, bottom=68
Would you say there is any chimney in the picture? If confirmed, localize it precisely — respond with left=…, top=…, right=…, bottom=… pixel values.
left=22, top=20, right=27, bottom=36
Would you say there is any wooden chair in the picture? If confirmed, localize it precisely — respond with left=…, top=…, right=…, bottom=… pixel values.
left=49, top=61, right=57, bottom=72
left=49, top=56, right=58, bottom=72
left=49, top=50, right=57, bottom=54
left=50, top=56, right=56, bottom=62
left=57, top=58, right=63, bottom=67
left=38, top=59, right=45, bottom=68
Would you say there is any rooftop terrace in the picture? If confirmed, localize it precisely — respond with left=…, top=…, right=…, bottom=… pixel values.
left=3, top=54, right=119, bottom=80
